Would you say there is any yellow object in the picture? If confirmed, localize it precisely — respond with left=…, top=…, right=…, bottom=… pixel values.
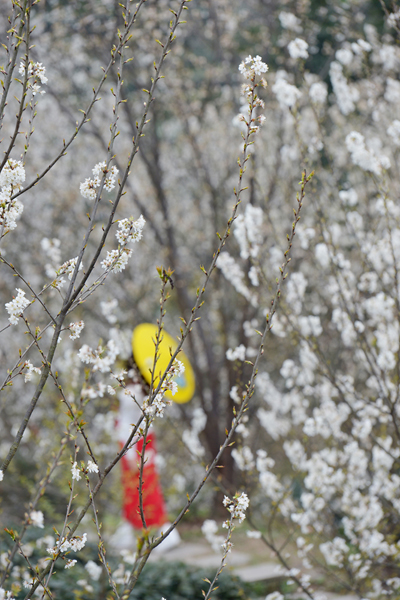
left=132, top=323, right=195, bottom=404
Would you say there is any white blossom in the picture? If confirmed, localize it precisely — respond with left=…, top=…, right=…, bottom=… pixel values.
left=0, top=589, right=15, bottom=600
left=80, top=162, right=118, bottom=200
left=85, top=560, right=102, bottom=581
left=339, top=188, right=358, bottom=206
left=232, top=446, right=255, bottom=471
left=353, top=39, right=372, bottom=53
left=69, top=320, right=85, bottom=340
left=309, top=82, right=327, bottom=105
left=238, top=55, right=268, bottom=79
left=70, top=533, right=87, bottom=552
left=71, top=461, right=81, bottom=481
left=279, top=11, right=302, bottom=32
left=298, top=315, right=323, bottom=337
left=226, top=344, right=246, bottom=361
left=101, top=248, right=133, bottom=273
left=248, top=265, right=259, bottom=286
left=115, top=215, right=145, bottom=245
left=330, top=61, right=359, bottom=115
left=272, top=72, right=301, bottom=108
left=202, top=520, right=224, bottom=553
left=0, top=159, right=25, bottom=189
left=288, top=38, right=309, bottom=60
left=222, top=492, right=249, bottom=524
left=234, top=204, right=263, bottom=260
left=387, top=8, right=400, bottom=27
left=23, top=360, right=41, bottom=382
left=30, top=510, right=44, bottom=528
left=57, top=256, right=83, bottom=280
left=217, top=252, right=257, bottom=306
left=78, top=339, right=119, bottom=373
left=387, top=119, right=400, bottom=146
left=335, top=48, right=353, bottom=66
left=385, top=77, right=400, bottom=103
left=0, top=188, right=24, bottom=232
left=100, top=299, right=118, bottom=324
left=142, top=359, right=185, bottom=420
left=246, top=530, right=262, bottom=539
left=87, top=460, right=99, bottom=473
left=315, top=243, right=330, bottom=268
left=286, top=272, right=307, bottom=315
left=182, top=428, right=205, bottom=457
left=143, top=392, right=170, bottom=419
left=50, top=533, right=87, bottom=555
left=5, top=288, right=30, bottom=325
left=19, top=60, right=47, bottom=95
left=320, top=537, right=349, bottom=567
left=345, top=131, right=390, bottom=176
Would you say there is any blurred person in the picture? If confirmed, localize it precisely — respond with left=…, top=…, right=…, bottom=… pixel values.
left=114, top=324, right=195, bottom=551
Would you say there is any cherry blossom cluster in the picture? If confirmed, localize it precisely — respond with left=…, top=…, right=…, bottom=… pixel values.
left=0, top=159, right=26, bottom=233
left=100, top=298, right=118, bottom=323
left=5, top=288, right=30, bottom=325
left=288, top=38, right=309, bottom=60
left=29, top=510, right=44, bottom=528
left=47, top=533, right=87, bottom=556
left=0, top=159, right=25, bottom=190
left=18, top=60, right=48, bottom=95
left=202, top=494, right=250, bottom=559
left=81, top=381, right=115, bottom=400
left=279, top=11, right=302, bottom=32
left=56, top=256, right=83, bottom=281
left=236, top=55, right=268, bottom=136
left=308, top=81, right=327, bottom=105
left=182, top=407, right=207, bottom=457
left=41, top=237, right=62, bottom=278
left=231, top=445, right=254, bottom=471
left=387, top=9, right=400, bottom=28
left=345, top=131, right=391, bottom=176
left=201, top=519, right=225, bottom=553
left=115, top=215, right=145, bottom=245
left=226, top=344, right=246, bottom=362
left=217, top=252, right=257, bottom=307
left=80, top=162, right=119, bottom=200
left=238, top=55, right=268, bottom=80
left=233, top=203, right=263, bottom=260
left=100, top=247, right=132, bottom=273
left=71, top=461, right=81, bottom=481
left=77, top=339, right=119, bottom=373
left=222, top=492, right=249, bottom=525
left=23, top=360, right=41, bottom=382
left=272, top=71, right=302, bottom=108
left=68, top=320, right=85, bottom=340
left=85, top=560, right=102, bottom=581
left=100, top=214, right=146, bottom=273
left=330, top=60, right=361, bottom=115
left=71, top=460, right=99, bottom=482
left=254, top=172, right=400, bottom=590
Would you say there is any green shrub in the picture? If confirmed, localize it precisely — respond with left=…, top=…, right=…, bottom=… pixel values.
left=128, top=560, right=251, bottom=600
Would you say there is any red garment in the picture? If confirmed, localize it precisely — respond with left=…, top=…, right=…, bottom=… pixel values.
left=121, top=432, right=167, bottom=529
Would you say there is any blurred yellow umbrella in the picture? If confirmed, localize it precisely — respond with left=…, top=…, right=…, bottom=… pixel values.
left=132, top=323, right=195, bottom=404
